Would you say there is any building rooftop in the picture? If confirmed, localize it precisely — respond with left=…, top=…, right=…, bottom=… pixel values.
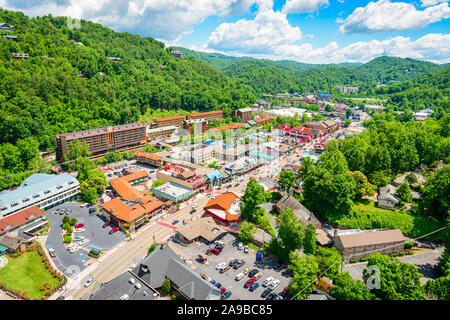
left=152, top=182, right=195, bottom=202
left=0, top=205, right=44, bottom=236
left=337, top=229, right=405, bottom=248
left=176, top=217, right=227, bottom=242
left=0, top=173, right=79, bottom=217
left=91, top=270, right=159, bottom=300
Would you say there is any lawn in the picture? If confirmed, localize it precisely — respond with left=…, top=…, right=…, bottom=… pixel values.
left=0, top=251, right=61, bottom=300
left=327, top=200, right=446, bottom=241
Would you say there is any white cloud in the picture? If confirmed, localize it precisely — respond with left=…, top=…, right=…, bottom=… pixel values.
left=281, top=0, right=329, bottom=14
left=0, top=0, right=257, bottom=41
left=339, top=0, right=450, bottom=34
left=421, top=0, right=448, bottom=7
left=271, top=33, right=450, bottom=64
left=207, top=1, right=302, bottom=53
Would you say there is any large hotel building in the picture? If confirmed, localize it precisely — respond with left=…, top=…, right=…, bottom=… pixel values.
left=153, top=110, right=223, bottom=128
left=54, top=123, right=147, bottom=162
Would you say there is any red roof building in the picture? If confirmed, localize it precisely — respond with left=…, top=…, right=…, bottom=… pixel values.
left=204, top=192, right=241, bottom=225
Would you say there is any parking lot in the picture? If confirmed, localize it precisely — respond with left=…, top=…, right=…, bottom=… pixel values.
left=171, top=233, right=292, bottom=300
left=45, top=202, right=126, bottom=276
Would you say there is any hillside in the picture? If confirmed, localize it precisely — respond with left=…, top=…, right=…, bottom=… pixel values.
left=376, top=67, right=450, bottom=113
left=176, top=46, right=447, bottom=95
left=0, top=8, right=254, bottom=151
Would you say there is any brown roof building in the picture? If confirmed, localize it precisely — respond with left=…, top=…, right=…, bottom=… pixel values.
left=175, top=217, right=227, bottom=244
left=54, top=123, right=147, bottom=162
left=134, top=151, right=163, bottom=168
left=334, top=229, right=405, bottom=262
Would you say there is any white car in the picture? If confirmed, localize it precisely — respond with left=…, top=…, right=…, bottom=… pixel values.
left=80, top=203, right=87, bottom=208
left=216, top=262, right=226, bottom=270
left=262, top=276, right=274, bottom=287
left=84, top=276, right=95, bottom=287
left=78, top=239, right=89, bottom=245
left=74, top=228, right=85, bottom=233
left=269, top=279, right=280, bottom=290
left=237, top=242, right=243, bottom=250
left=192, top=203, right=198, bottom=208
left=235, top=273, right=245, bottom=281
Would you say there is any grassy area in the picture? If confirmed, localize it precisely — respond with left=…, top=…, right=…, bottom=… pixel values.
left=0, top=251, right=61, bottom=300
left=328, top=200, right=446, bottom=241
left=139, top=108, right=196, bottom=123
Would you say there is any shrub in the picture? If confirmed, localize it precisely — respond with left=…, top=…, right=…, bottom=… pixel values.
left=360, top=257, right=368, bottom=262
left=350, top=259, right=357, bottom=263
left=63, top=236, right=72, bottom=243
left=398, top=251, right=405, bottom=256
left=404, top=241, right=414, bottom=249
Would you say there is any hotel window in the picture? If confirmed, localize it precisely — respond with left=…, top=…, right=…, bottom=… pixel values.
left=56, top=185, right=63, bottom=190
left=33, top=194, right=40, bottom=199
left=23, top=198, right=30, bottom=203
left=44, top=190, right=51, bottom=194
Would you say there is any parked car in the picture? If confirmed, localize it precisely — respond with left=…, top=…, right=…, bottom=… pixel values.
left=172, top=220, right=179, bottom=225
left=229, top=259, right=239, bottom=267
left=201, top=273, right=208, bottom=280
left=248, top=269, right=259, bottom=278
left=262, top=276, right=274, bottom=287
left=109, top=227, right=119, bottom=234
left=243, top=267, right=251, bottom=275
left=211, top=248, right=220, bottom=255
left=89, top=207, right=96, bottom=214
left=266, top=292, right=277, bottom=300
left=103, top=221, right=111, bottom=228
left=269, top=279, right=280, bottom=290
left=220, top=287, right=227, bottom=295
left=219, top=266, right=231, bottom=274
left=80, top=203, right=87, bottom=208
left=66, top=209, right=72, bottom=214
left=235, top=273, right=245, bottom=281
left=280, top=287, right=290, bottom=297
left=74, top=228, right=85, bottom=233
left=84, top=276, right=95, bottom=287
left=274, top=295, right=283, bottom=300
left=220, top=291, right=232, bottom=300
left=249, top=282, right=260, bottom=292
left=74, top=223, right=84, bottom=228
left=261, top=288, right=272, bottom=298
left=73, top=236, right=86, bottom=242
left=215, top=243, right=224, bottom=251
left=78, top=239, right=89, bottom=245
left=244, top=245, right=249, bottom=253
left=214, top=282, right=222, bottom=289
left=253, top=272, right=263, bottom=280
left=233, top=260, right=245, bottom=269
left=244, top=278, right=256, bottom=288
left=216, top=262, right=226, bottom=270
left=210, top=280, right=216, bottom=285
left=237, top=242, right=243, bottom=250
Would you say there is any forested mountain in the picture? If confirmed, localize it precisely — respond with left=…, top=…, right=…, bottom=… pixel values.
left=0, top=9, right=254, bottom=151
left=176, top=46, right=447, bottom=96
left=376, top=67, right=450, bottom=113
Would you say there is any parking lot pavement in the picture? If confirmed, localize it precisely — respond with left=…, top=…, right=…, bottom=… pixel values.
left=45, top=202, right=126, bottom=276
left=171, top=233, right=291, bottom=300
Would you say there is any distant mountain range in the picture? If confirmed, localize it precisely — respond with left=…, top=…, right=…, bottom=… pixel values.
left=172, top=47, right=448, bottom=95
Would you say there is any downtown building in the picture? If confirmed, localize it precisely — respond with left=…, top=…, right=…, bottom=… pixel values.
left=54, top=123, right=147, bottom=162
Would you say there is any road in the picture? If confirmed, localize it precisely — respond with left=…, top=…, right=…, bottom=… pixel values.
left=61, top=131, right=334, bottom=300
left=61, top=194, right=211, bottom=300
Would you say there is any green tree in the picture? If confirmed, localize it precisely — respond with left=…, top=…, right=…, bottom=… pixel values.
left=151, top=180, right=164, bottom=189
left=316, top=247, right=342, bottom=280
left=147, top=243, right=157, bottom=256
left=396, top=182, right=412, bottom=203
left=424, top=275, right=450, bottom=300
left=68, top=140, right=91, bottom=160
left=241, top=178, right=266, bottom=223
left=162, top=278, right=171, bottom=295
left=80, top=182, right=98, bottom=203
left=276, top=208, right=304, bottom=252
left=421, top=164, right=450, bottom=221
left=331, top=272, right=374, bottom=300
left=69, top=218, right=78, bottom=226
left=362, top=252, right=426, bottom=300
left=303, top=223, right=317, bottom=255
left=239, top=221, right=257, bottom=242
left=405, top=172, right=418, bottom=185
left=347, top=171, right=375, bottom=201
left=278, top=170, right=296, bottom=192
left=288, top=252, right=319, bottom=300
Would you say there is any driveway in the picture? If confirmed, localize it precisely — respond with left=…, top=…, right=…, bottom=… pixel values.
left=45, top=202, right=126, bottom=276
left=171, top=233, right=291, bottom=300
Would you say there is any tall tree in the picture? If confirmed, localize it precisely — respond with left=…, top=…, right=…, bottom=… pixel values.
left=278, top=170, right=296, bottom=192
left=331, top=272, right=374, bottom=300
left=288, top=252, right=319, bottom=300
left=276, top=208, right=304, bottom=252
left=303, top=223, right=317, bottom=255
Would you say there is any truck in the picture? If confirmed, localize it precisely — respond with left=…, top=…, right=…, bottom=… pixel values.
left=256, top=250, right=262, bottom=261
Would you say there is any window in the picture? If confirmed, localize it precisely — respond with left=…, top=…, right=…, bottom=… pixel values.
left=44, top=190, right=51, bottom=194
left=11, top=202, right=19, bottom=207
left=33, top=194, right=40, bottom=199
left=56, top=185, right=63, bottom=190
left=68, top=181, right=74, bottom=185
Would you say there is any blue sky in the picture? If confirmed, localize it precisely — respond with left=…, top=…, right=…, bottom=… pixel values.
left=1, top=0, right=449, bottom=63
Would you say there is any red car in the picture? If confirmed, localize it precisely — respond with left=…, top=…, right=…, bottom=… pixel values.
left=102, top=222, right=111, bottom=228
left=220, top=287, right=227, bottom=295
left=74, top=223, right=84, bottom=228
left=244, top=278, right=256, bottom=288
left=109, top=227, right=119, bottom=234
left=211, top=248, right=220, bottom=255
left=281, top=287, right=290, bottom=297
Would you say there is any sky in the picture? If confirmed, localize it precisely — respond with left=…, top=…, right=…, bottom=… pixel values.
left=0, top=0, right=449, bottom=64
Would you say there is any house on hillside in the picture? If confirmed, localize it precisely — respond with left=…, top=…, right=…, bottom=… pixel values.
left=378, top=185, right=399, bottom=210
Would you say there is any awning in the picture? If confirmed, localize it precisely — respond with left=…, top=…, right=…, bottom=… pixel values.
left=0, top=244, right=8, bottom=252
